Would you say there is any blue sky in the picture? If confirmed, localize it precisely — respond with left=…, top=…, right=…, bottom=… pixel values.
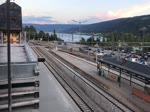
left=1, top=0, right=150, bottom=24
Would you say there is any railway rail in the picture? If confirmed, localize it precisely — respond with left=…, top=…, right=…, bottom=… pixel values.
left=32, top=46, right=134, bottom=112
left=32, top=47, right=102, bottom=112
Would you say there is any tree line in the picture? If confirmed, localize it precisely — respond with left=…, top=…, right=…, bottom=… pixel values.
left=80, top=31, right=150, bottom=44
left=23, top=25, right=63, bottom=41
left=79, top=31, right=150, bottom=52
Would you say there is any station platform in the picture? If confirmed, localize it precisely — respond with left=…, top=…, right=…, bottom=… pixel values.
left=39, top=61, right=80, bottom=112
left=50, top=48, right=150, bottom=112
left=39, top=63, right=80, bottom=112
left=29, top=45, right=80, bottom=112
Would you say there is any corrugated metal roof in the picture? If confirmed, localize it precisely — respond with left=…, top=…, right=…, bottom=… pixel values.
left=99, top=56, right=150, bottom=80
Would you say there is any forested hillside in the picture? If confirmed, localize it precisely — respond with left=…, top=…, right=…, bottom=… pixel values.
left=23, top=15, right=150, bottom=34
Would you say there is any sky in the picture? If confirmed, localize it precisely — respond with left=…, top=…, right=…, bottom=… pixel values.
left=1, top=0, right=150, bottom=24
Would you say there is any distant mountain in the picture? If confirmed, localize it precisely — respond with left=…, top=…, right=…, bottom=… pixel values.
left=79, top=15, right=150, bottom=34
left=22, top=24, right=78, bottom=32
left=23, top=15, right=150, bottom=34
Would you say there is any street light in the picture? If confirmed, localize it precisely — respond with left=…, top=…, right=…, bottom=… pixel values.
left=72, top=20, right=87, bottom=43
left=117, top=40, right=121, bottom=61
left=140, top=27, right=146, bottom=52
left=134, top=35, right=138, bottom=46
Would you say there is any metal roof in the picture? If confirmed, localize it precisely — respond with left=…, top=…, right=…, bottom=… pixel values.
left=0, top=2, right=22, bottom=31
left=99, top=56, right=150, bottom=83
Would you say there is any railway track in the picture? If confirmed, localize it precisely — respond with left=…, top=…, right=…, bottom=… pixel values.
left=32, top=47, right=103, bottom=112
left=48, top=49, right=136, bottom=112
left=57, top=48, right=150, bottom=111
left=32, top=46, right=134, bottom=112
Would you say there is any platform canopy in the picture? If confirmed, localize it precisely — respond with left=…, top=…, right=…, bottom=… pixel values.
left=99, top=56, right=150, bottom=85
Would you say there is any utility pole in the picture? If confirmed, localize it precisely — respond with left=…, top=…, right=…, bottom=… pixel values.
left=7, top=0, right=12, bottom=112
left=72, top=33, right=74, bottom=50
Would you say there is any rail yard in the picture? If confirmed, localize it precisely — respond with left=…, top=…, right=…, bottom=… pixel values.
left=29, top=41, right=150, bottom=112
left=0, top=1, right=150, bottom=112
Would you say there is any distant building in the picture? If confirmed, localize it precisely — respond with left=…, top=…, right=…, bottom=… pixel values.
left=0, top=2, right=22, bottom=44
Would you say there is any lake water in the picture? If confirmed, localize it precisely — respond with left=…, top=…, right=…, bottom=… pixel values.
left=48, top=32, right=101, bottom=42
left=57, top=33, right=102, bottom=42
left=57, top=33, right=91, bottom=42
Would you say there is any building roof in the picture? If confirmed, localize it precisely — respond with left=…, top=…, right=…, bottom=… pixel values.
left=0, top=2, right=22, bottom=31
left=99, top=56, right=150, bottom=83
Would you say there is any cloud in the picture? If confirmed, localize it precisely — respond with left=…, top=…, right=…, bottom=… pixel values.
left=21, top=2, right=150, bottom=24
left=23, top=16, right=58, bottom=24
left=109, top=3, right=150, bottom=18
left=95, top=3, right=150, bottom=21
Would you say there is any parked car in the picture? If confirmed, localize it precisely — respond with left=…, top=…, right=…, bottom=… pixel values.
left=95, top=50, right=106, bottom=56
left=110, top=52, right=115, bottom=56
left=128, top=57, right=139, bottom=62
left=140, top=54, right=148, bottom=61
left=137, top=59, right=149, bottom=66
left=147, top=52, right=150, bottom=57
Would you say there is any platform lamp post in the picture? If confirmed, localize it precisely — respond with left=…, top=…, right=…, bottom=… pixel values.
left=6, top=0, right=12, bottom=112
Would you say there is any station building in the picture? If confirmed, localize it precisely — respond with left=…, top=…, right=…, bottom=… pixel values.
left=0, top=2, right=22, bottom=44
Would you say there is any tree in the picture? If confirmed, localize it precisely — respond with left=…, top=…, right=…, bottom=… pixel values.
left=87, top=37, right=92, bottom=45
left=45, top=33, right=50, bottom=41
left=53, top=29, right=57, bottom=41
left=23, top=25, right=37, bottom=40
left=96, top=37, right=100, bottom=43
left=80, top=37, right=86, bottom=44
left=38, top=31, right=45, bottom=41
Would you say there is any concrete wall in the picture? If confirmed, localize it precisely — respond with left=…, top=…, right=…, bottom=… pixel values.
left=0, top=63, right=37, bottom=80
